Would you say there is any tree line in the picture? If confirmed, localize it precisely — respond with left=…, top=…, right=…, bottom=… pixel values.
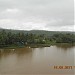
left=0, top=30, right=75, bottom=47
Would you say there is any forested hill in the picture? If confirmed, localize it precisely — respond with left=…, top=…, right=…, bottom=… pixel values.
left=0, top=28, right=75, bottom=48
left=0, top=28, right=74, bottom=37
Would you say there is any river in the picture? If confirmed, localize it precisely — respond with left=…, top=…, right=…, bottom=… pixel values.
left=0, top=45, right=75, bottom=75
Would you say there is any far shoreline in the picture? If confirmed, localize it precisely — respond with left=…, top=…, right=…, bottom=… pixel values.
left=0, top=43, right=74, bottom=49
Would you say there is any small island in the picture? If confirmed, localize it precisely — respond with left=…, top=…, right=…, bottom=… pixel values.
left=0, top=29, right=75, bottom=48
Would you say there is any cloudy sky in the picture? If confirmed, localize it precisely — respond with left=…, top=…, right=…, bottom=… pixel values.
left=0, top=0, right=74, bottom=31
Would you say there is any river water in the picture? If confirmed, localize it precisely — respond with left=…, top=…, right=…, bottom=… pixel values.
left=0, top=45, right=75, bottom=75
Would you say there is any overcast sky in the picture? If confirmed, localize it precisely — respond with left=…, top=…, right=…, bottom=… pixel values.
left=0, top=0, right=74, bottom=31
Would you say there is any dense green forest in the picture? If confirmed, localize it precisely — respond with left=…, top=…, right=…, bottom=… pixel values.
left=0, top=29, right=75, bottom=48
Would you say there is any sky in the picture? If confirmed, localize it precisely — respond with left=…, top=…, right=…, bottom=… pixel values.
left=0, top=0, right=74, bottom=31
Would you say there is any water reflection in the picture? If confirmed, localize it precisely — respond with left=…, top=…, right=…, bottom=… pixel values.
left=0, top=47, right=32, bottom=56
left=0, top=45, right=74, bottom=74
left=55, top=44, right=74, bottom=50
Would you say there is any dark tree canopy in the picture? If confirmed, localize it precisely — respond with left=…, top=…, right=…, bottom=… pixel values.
left=0, top=30, right=75, bottom=47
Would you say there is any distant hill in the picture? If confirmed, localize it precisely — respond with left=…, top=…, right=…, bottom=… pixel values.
left=0, top=28, right=74, bottom=37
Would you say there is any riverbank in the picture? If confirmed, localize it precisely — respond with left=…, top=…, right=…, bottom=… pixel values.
left=0, top=45, right=25, bottom=49
left=0, top=44, right=51, bottom=49
left=0, top=43, right=74, bottom=49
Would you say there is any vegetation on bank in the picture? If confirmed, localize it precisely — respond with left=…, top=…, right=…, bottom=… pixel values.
left=0, top=30, right=75, bottom=48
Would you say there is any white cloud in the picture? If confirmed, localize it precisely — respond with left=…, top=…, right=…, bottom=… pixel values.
left=0, top=19, right=47, bottom=30
left=0, top=19, right=13, bottom=24
left=1, top=8, right=21, bottom=14
left=0, top=19, right=18, bottom=29
left=0, top=0, right=74, bottom=31
left=6, top=8, right=20, bottom=13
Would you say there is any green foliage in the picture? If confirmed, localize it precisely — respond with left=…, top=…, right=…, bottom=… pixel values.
left=53, top=33, right=75, bottom=43
left=0, top=29, right=75, bottom=47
